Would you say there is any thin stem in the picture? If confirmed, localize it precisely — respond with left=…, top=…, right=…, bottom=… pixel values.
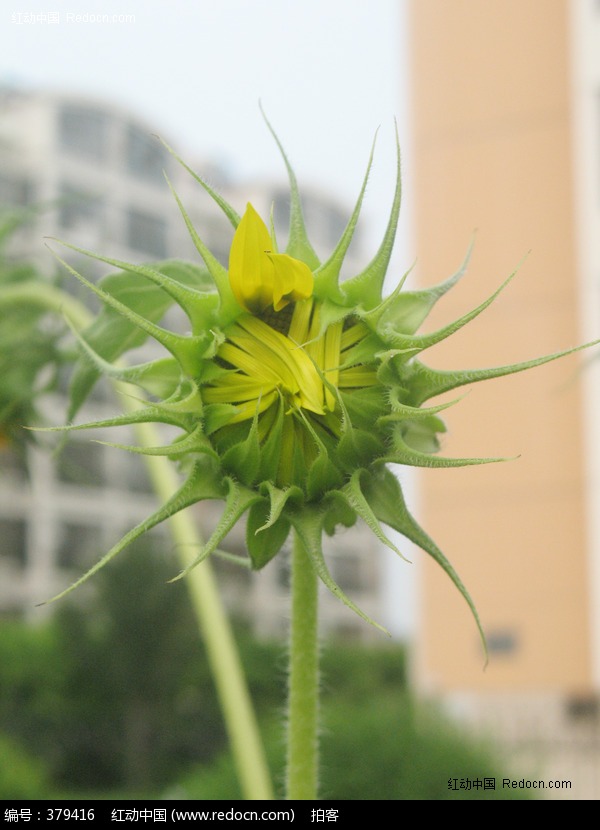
left=121, top=408, right=273, bottom=801
left=286, top=529, right=320, bottom=800
left=2, top=282, right=274, bottom=800
left=0, top=281, right=96, bottom=323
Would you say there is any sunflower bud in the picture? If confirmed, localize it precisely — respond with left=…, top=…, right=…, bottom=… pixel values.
left=50, top=123, right=596, bottom=637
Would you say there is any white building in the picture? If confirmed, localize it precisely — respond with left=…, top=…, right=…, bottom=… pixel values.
left=0, top=86, right=385, bottom=640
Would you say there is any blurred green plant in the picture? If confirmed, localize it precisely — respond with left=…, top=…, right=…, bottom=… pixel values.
left=0, top=545, right=529, bottom=801
left=0, top=211, right=272, bottom=799
left=0, top=542, right=240, bottom=793
left=0, top=733, right=51, bottom=800
left=0, top=212, right=68, bottom=452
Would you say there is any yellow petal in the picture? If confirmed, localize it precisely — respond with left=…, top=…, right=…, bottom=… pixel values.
left=236, top=316, right=324, bottom=415
left=229, top=203, right=275, bottom=313
left=288, top=298, right=314, bottom=344
left=229, top=203, right=314, bottom=314
left=323, top=321, right=342, bottom=411
left=268, top=253, right=314, bottom=311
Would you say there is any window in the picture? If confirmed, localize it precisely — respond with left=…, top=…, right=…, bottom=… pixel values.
left=126, top=208, right=167, bottom=258
left=125, top=124, right=169, bottom=184
left=271, top=188, right=349, bottom=248
left=330, top=552, right=365, bottom=593
left=0, top=172, right=34, bottom=207
left=58, top=183, right=105, bottom=230
left=0, top=518, right=27, bottom=567
left=56, top=523, right=100, bottom=570
left=58, top=104, right=108, bottom=161
left=0, top=446, right=28, bottom=481
left=486, top=629, right=518, bottom=655
left=272, top=188, right=291, bottom=236
left=119, top=451, right=153, bottom=495
left=302, top=193, right=348, bottom=245
left=56, top=441, right=105, bottom=487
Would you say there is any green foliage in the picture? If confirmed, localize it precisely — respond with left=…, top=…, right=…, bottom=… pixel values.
left=0, top=214, right=67, bottom=450
left=0, top=733, right=50, bottom=799
left=174, top=688, right=533, bottom=801
left=319, top=696, right=532, bottom=800
left=0, top=542, right=526, bottom=800
left=0, top=541, right=227, bottom=793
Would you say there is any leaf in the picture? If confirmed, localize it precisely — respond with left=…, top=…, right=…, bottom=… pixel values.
left=259, top=481, right=303, bottom=528
left=403, top=342, right=600, bottom=408
left=373, top=268, right=517, bottom=352
left=95, top=423, right=217, bottom=461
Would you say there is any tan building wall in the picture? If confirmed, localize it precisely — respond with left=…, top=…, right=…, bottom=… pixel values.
left=409, top=0, right=593, bottom=692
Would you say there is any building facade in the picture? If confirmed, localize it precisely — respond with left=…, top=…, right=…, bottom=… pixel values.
left=409, top=0, right=600, bottom=797
left=0, top=86, right=384, bottom=641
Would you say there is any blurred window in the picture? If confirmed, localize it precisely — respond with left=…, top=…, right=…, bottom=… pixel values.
left=125, top=208, right=167, bottom=258
left=56, top=440, right=106, bottom=487
left=125, top=124, right=169, bottom=184
left=272, top=189, right=348, bottom=247
left=118, top=450, right=154, bottom=495
left=331, top=552, right=365, bottom=593
left=58, top=104, right=108, bottom=161
left=486, top=630, right=518, bottom=655
left=56, top=522, right=100, bottom=570
left=0, top=172, right=34, bottom=207
left=0, top=517, right=27, bottom=567
left=58, top=183, right=105, bottom=230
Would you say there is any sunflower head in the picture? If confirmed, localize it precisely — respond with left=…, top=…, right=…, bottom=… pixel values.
left=48, top=120, right=594, bottom=639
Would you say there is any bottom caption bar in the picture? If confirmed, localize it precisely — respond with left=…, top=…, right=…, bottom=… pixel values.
left=3, top=803, right=351, bottom=825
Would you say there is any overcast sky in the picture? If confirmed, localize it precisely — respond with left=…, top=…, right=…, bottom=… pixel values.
left=2, top=1, right=411, bottom=254
left=1, top=0, right=416, bottom=636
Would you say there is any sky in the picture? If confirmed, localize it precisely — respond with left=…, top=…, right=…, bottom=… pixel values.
left=2, top=1, right=411, bottom=252
left=1, top=0, right=416, bottom=636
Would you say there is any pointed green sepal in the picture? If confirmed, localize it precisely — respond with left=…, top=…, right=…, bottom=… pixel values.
left=340, top=469, right=411, bottom=563
left=158, top=136, right=241, bottom=229
left=342, top=122, right=401, bottom=309
left=362, top=466, right=487, bottom=660
left=173, top=477, right=262, bottom=579
left=260, top=104, right=320, bottom=270
left=246, top=502, right=291, bottom=569
left=289, top=506, right=389, bottom=635
left=314, top=132, right=377, bottom=301
left=39, top=460, right=226, bottom=605
left=94, top=423, right=217, bottom=460
left=382, top=430, right=512, bottom=468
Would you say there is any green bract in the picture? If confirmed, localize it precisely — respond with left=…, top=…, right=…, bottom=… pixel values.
left=46, top=122, right=594, bottom=642
left=0, top=213, right=66, bottom=452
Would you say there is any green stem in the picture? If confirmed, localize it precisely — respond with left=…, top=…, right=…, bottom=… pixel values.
left=1, top=282, right=274, bottom=800
left=286, top=529, right=320, bottom=800
left=0, top=281, right=96, bottom=323
left=121, top=409, right=273, bottom=801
